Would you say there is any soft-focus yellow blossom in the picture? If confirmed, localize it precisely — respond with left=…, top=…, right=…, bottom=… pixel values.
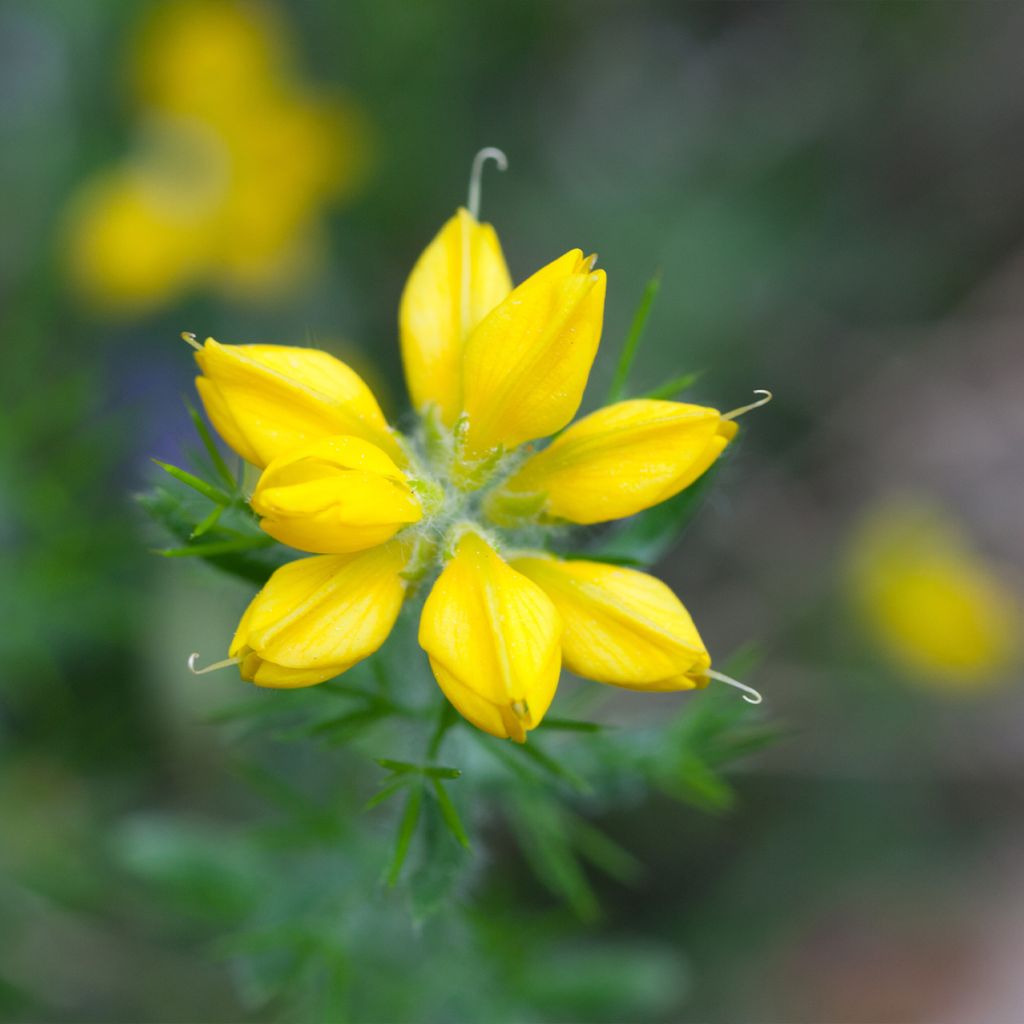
left=419, top=532, right=563, bottom=742
left=133, top=0, right=285, bottom=122
left=65, top=0, right=368, bottom=312
left=231, top=542, right=409, bottom=688
left=251, top=435, right=422, bottom=554
left=461, top=249, right=606, bottom=456
left=400, top=208, right=512, bottom=424
left=847, top=499, right=1020, bottom=688
left=64, top=151, right=214, bottom=312
left=194, top=338, right=401, bottom=467
left=511, top=554, right=711, bottom=690
left=490, top=399, right=737, bottom=525
left=191, top=168, right=764, bottom=737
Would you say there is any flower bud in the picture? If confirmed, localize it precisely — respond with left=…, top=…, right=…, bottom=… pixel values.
left=400, top=208, right=511, bottom=425
left=230, top=542, right=408, bottom=687
left=489, top=399, right=736, bottom=525
left=460, top=250, right=605, bottom=456
left=510, top=553, right=710, bottom=690
left=250, top=435, right=422, bottom=554
left=419, top=531, right=562, bottom=741
left=194, top=338, right=401, bottom=467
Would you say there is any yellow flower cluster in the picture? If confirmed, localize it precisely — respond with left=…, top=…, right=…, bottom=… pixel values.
left=64, top=0, right=366, bottom=313
left=190, top=182, right=761, bottom=740
left=847, top=498, right=1019, bottom=689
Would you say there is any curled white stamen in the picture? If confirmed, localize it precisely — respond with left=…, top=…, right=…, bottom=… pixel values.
left=705, top=668, right=763, bottom=705
left=187, top=652, right=239, bottom=675
left=467, top=147, right=508, bottom=221
left=180, top=331, right=201, bottom=351
left=722, top=389, right=773, bottom=422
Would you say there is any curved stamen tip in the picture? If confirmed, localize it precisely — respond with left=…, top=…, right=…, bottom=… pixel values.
left=180, top=331, right=202, bottom=351
left=187, top=652, right=239, bottom=675
left=705, top=668, right=763, bottom=705
left=467, top=146, right=509, bottom=221
left=722, top=389, right=773, bottom=422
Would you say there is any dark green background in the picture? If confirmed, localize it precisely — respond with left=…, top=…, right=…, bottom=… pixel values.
left=3, top=2, right=1023, bottom=1021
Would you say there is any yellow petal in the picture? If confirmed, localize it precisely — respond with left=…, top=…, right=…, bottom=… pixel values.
left=418, top=531, right=562, bottom=741
left=510, top=554, right=710, bottom=690
left=194, top=339, right=401, bottom=468
left=250, top=435, right=422, bottom=554
left=399, top=208, right=512, bottom=424
left=230, top=542, right=409, bottom=688
left=491, top=400, right=736, bottom=525
left=460, top=250, right=606, bottom=455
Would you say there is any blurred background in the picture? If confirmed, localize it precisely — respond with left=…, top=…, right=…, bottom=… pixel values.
left=2, top=1, right=1023, bottom=1021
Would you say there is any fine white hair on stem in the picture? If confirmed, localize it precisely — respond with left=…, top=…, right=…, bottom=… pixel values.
left=187, top=652, right=239, bottom=675
left=705, top=668, right=763, bottom=705
left=722, top=389, right=773, bottom=422
left=467, top=147, right=508, bottom=220
left=180, top=331, right=201, bottom=351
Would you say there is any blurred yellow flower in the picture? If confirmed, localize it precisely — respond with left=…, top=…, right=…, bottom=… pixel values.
left=64, top=0, right=368, bottom=313
left=847, top=498, right=1020, bottom=688
left=190, top=159, right=765, bottom=740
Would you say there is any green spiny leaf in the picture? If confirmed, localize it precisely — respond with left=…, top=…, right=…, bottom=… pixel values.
left=386, top=784, right=424, bottom=886
left=639, top=370, right=702, bottom=402
left=608, top=274, right=661, bottom=403
left=190, top=503, right=224, bottom=539
left=511, top=794, right=599, bottom=921
left=540, top=717, right=607, bottom=733
left=511, top=738, right=590, bottom=794
left=155, top=535, right=275, bottom=558
left=151, top=459, right=232, bottom=505
left=431, top=779, right=470, bottom=849
left=364, top=775, right=413, bottom=811
left=185, top=399, right=238, bottom=491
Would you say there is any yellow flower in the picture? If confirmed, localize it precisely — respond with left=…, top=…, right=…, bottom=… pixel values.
left=460, top=249, right=606, bottom=456
left=193, top=338, right=401, bottom=467
left=189, top=153, right=765, bottom=737
left=419, top=531, right=562, bottom=742
left=64, top=150, right=214, bottom=313
left=399, top=208, right=512, bottom=425
left=231, top=542, right=409, bottom=688
left=488, top=399, right=738, bottom=525
left=250, top=435, right=422, bottom=554
left=509, top=554, right=711, bottom=690
left=64, top=0, right=369, bottom=313
left=847, top=499, right=1020, bottom=688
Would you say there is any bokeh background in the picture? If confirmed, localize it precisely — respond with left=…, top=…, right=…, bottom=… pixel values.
left=3, top=1, right=1023, bottom=1021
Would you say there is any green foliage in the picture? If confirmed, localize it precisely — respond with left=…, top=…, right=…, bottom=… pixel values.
left=608, top=274, right=662, bottom=403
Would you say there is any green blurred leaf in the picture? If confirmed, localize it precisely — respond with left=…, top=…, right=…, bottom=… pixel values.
left=608, top=274, right=661, bottom=402
left=508, top=738, right=590, bottom=793
left=155, top=535, right=274, bottom=558
left=431, top=778, right=470, bottom=849
left=639, top=370, right=702, bottom=401
left=661, top=751, right=736, bottom=812
left=364, top=775, right=413, bottom=811
left=185, top=399, right=238, bottom=492
left=510, top=793, right=599, bottom=921
left=408, top=796, right=471, bottom=924
left=566, top=812, right=643, bottom=885
left=386, top=784, right=424, bottom=886
left=376, top=758, right=461, bottom=779
left=540, top=717, right=607, bottom=733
